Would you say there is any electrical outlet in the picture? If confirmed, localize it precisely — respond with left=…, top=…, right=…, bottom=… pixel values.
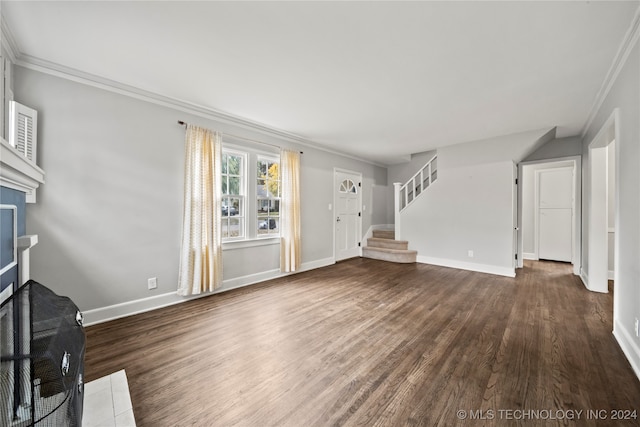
left=468, top=250, right=474, bottom=258
left=635, top=318, right=639, bottom=337
left=148, top=277, right=157, bottom=290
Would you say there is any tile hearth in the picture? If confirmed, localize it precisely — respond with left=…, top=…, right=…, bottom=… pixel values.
left=82, top=370, right=136, bottom=427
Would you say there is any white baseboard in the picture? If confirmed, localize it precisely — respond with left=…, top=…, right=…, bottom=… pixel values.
left=523, top=252, right=538, bottom=260
left=580, top=269, right=589, bottom=290
left=613, top=319, right=640, bottom=382
left=83, top=257, right=335, bottom=326
left=578, top=270, right=609, bottom=293
left=608, top=270, right=615, bottom=280
left=416, top=256, right=515, bottom=278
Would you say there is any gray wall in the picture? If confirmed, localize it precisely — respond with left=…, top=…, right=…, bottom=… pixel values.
left=398, top=129, right=553, bottom=275
left=15, top=66, right=387, bottom=312
left=581, top=37, right=639, bottom=371
left=523, top=136, right=582, bottom=162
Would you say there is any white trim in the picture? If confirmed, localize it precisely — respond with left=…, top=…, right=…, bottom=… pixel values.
left=222, top=237, right=279, bottom=251
left=523, top=252, right=538, bottom=260
left=534, top=166, right=574, bottom=263
left=416, top=255, right=515, bottom=278
left=581, top=5, right=640, bottom=138
left=608, top=270, right=615, bottom=280
left=613, top=319, right=640, bottom=382
left=82, top=257, right=335, bottom=326
left=586, top=109, right=619, bottom=295
left=0, top=138, right=45, bottom=202
left=520, top=156, right=582, bottom=276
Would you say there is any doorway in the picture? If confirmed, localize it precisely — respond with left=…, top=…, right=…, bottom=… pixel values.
left=587, top=109, right=618, bottom=294
left=519, top=157, right=581, bottom=274
left=334, top=169, right=362, bottom=261
left=537, top=167, right=574, bottom=262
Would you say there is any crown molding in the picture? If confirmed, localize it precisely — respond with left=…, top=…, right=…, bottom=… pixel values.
left=1, top=13, right=379, bottom=164
left=581, top=5, right=640, bottom=138
left=0, top=16, right=18, bottom=62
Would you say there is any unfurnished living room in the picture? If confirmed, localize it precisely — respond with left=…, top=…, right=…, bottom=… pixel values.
left=1, top=1, right=639, bottom=426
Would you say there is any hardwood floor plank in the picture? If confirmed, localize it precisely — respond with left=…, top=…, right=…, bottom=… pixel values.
left=84, top=259, right=640, bottom=426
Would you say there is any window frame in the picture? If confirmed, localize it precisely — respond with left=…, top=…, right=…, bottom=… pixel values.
left=220, top=148, right=247, bottom=242
left=220, top=143, right=281, bottom=246
left=256, top=155, right=281, bottom=239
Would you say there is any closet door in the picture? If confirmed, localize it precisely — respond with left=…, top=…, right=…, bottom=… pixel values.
left=538, top=168, right=573, bottom=262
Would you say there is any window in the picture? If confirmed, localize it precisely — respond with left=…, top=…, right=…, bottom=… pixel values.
left=220, top=146, right=281, bottom=243
left=257, top=157, right=280, bottom=236
left=339, top=179, right=357, bottom=193
left=221, top=151, right=245, bottom=239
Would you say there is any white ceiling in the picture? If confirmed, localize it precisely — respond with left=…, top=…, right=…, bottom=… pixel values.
left=2, top=1, right=638, bottom=165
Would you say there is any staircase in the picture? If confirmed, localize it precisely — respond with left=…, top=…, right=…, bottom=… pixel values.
left=363, top=229, right=417, bottom=263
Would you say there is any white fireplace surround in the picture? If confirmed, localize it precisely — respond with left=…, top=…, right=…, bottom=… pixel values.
left=1, top=137, right=44, bottom=203
left=1, top=137, right=44, bottom=284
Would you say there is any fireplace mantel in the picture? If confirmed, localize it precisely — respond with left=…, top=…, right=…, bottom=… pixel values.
left=1, top=137, right=45, bottom=203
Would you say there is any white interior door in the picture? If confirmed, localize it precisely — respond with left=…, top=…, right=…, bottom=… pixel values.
left=538, top=167, right=573, bottom=262
left=334, top=170, right=361, bottom=261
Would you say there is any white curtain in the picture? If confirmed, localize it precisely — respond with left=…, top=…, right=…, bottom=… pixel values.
left=280, top=149, right=301, bottom=272
left=178, top=125, right=223, bottom=295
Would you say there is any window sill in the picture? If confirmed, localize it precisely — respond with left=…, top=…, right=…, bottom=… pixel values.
left=222, top=237, right=280, bottom=251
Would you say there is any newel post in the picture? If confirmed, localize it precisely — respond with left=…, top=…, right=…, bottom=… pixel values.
left=393, top=182, right=402, bottom=240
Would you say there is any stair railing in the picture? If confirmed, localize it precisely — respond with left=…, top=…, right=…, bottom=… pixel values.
left=394, top=155, right=438, bottom=238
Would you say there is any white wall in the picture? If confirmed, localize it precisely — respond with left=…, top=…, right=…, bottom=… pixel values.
left=14, top=66, right=387, bottom=318
left=397, top=128, right=554, bottom=277
left=581, top=33, right=639, bottom=378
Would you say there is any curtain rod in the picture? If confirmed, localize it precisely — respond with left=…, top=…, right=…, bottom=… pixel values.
left=177, top=120, right=303, bottom=154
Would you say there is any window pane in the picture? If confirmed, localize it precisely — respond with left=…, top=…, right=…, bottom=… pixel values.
left=257, top=160, right=267, bottom=177
left=257, top=199, right=269, bottom=217
left=229, top=197, right=241, bottom=216
left=222, top=198, right=229, bottom=217
left=228, top=177, right=240, bottom=195
left=257, top=179, right=267, bottom=197
left=256, top=157, right=280, bottom=238
left=258, top=217, right=278, bottom=234
left=222, top=176, right=228, bottom=195
left=228, top=155, right=241, bottom=175
left=268, top=218, right=279, bottom=234
left=228, top=217, right=241, bottom=238
left=222, top=218, right=229, bottom=238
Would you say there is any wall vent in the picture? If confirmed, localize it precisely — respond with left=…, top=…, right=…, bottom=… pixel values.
left=9, top=101, right=38, bottom=164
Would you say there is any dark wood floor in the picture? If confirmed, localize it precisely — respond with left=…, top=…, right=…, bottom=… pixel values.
left=85, top=259, right=640, bottom=426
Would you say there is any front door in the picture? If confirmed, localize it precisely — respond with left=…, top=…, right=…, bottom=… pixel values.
left=334, top=169, right=361, bottom=261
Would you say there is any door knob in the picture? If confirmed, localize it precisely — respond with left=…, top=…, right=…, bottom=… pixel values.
left=336, top=217, right=341, bottom=222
